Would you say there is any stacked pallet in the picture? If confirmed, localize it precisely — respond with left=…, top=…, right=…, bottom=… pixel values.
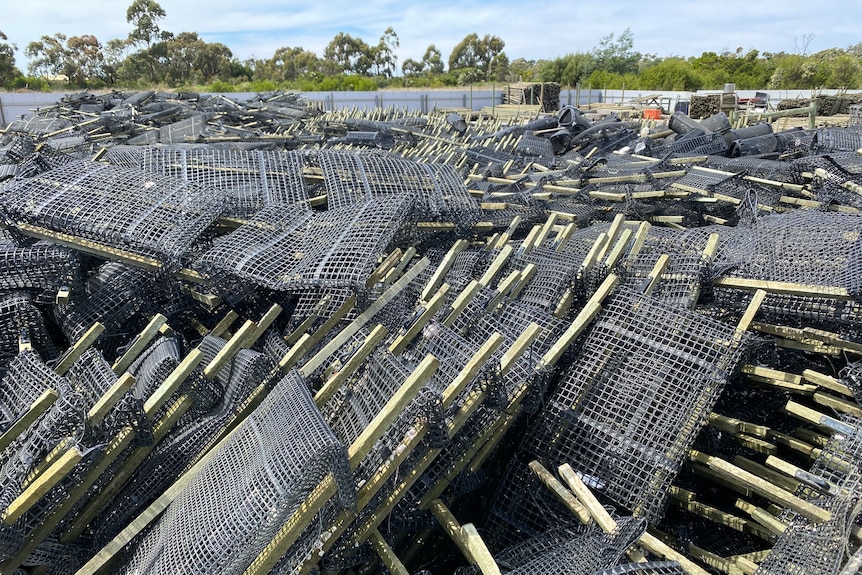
left=777, top=92, right=862, bottom=116
left=689, top=94, right=722, bottom=119
left=505, top=82, right=561, bottom=113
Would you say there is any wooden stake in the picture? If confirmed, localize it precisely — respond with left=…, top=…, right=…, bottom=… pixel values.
left=111, top=314, right=168, bottom=375
left=528, top=460, right=591, bottom=524
left=688, top=450, right=831, bottom=523
left=314, top=325, right=389, bottom=407
left=54, top=323, right=106, bottom=376
left=0, top=389, right=58, bottom=453
left=558, top=464, right=712, bottom=573
left=299, top=258, right=430, bottom=377
left=430, top=500, right=501, bottom=575
left=2, top=447, right=83, bottom=525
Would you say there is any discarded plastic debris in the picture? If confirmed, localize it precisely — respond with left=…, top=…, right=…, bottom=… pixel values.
left=0, top=92, right=860, bottom=575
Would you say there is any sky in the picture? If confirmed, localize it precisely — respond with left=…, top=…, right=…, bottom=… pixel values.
left=2, top=0, right=859, bottom=71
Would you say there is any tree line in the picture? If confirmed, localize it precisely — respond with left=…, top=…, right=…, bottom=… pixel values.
left=0, top=1, right=860, bottom=92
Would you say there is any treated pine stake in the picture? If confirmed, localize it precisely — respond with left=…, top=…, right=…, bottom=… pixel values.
left=242, top=355, right=440, bottom=575
left=558, top=464, right=710, bottom=575
left=528, top=460, right=591, bottom=524
left=430, top=500, right=501, bottom=575
left=688, top=450, right=831, bottom=523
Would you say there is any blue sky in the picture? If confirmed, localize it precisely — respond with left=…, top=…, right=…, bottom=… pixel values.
left=3, top=0, right=859, bottom=71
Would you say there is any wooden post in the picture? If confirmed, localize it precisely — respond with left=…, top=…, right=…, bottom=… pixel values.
left=559, top=464, right=710, bottom=575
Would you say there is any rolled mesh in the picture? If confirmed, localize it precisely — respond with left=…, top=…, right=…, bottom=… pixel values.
left=194, top=196, right=413, bottom=294
left=0, top=350, right=69, bottom=428
left=754, top=415, right=862, bottom=575
left=0, top=291, right=57, bottom=363
left=112, top=146, right=312, bottom=218
left=65, top=347, right=118, bottom=407
left=95, top=337, right=276, bottom=544
left=53, top=263, right=157, bottom=356
left=128, top=335, right=183, bottom=401
left=521, top=287, right=751, bottom=522
left=647, top=131, right=729, bottom=157
left=0, top=159, right=224, bottom=265
left=0, top=235, right=80, bottom=296
left=813, top=128, right=862, bottom=153
left=117, top=370, right=352, bottom=575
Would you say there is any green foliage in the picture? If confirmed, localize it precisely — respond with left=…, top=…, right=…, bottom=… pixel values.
left=639, top=58, right=703, bottom=90
left=448, top=33, right=508, bottom=81
left=0, top=30, right=21, bottom=87
left=126, top=0, right=166, bottom=48
left=7, top=75, right=51, bottom=91
left=592, top=28, right=640, bottom=75
left=207, top=79, right=234, bottom=92
left=7, top=16, right=862, bottom=93
left=324, top=33, right=374, bottom=75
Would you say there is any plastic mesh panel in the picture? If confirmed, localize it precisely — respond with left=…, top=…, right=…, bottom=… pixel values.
left=118, top=370, right=352, bottom=575
left=504, top=517, right=646, bottom=575
left=621, top=251, right=709, bottom=309
left=813, top=128, right=862, bottom=153
left=0, top=291, right=57, bottom=362
left=0, top=160, right=224, bottom=265
left=704, top=156, right=803, bottom=184
left=516, top=134, right=555, bottom=157
left=323, top=348, right=441, bottom=486
left=649, top=131, right=730, bottom=157
left=128, top=336, right=182, bottom=401
left=5, top=116, right=71, bottom=136
left=194, top=196, right=413, bottom=293
left=65, top=347, right=118, bottom=407
left=484, top=461, right=583, bottom=549
left=514, top=246, right=580, bottom=312
left=0, top=237, right=79, bottom=296
left=755, top=415, right=862, bottom=575
left=593, top=562, right=688, bottom=575
left=95, top=337, right=276, bottom=544
left=53, top=263, right=155, bottom=353
left=318, top=151, right=479, bottom=223
left=126, top=147, right=311, bottom=218
left=0, top=350, right=69, bottom=427
left=713, top=211, right=862, bottom=310
left=522, top=287, right=750, bottom=522
left=671, top=167, right=736, bottom=193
